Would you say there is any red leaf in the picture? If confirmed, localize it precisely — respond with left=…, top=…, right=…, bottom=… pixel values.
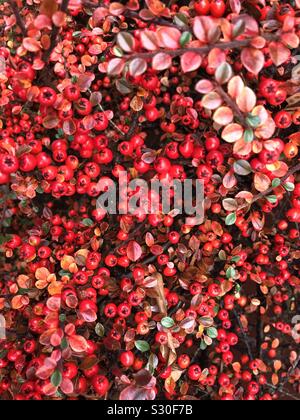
left=201, top=92, right=223, bottom=110
left=254, top=173, right=271, bottom=192
left=92, top=7, right=109, bottom=26
left=269, top=42, right=291, bottom=66
left=34, top=14, right=52, bottom=30
left=109, top=2, right=126, bottom=16
left=68, top=335, right=88, bottom=353
left=77, top=73, right=95, bottom=92
left=156, top=27, right=181, bottom=49
left=52, top=11, right=67, bottom=27
left=127, top=241, right=143, bottom=262
left=23, top=38, right=41, bottom=52
left=208, top=48, right=226, bottom=69
left=180, top=52, right=202, bottom=73
left=193, top=16, right=214, bottom=43
left=43, top=113, right=59, bottom=129
left=63, top=119, right=76, bottom=136
left=117, top=32, right=135, bottom=53
left=241, top=48, right=265, bottom=74
left=107, top=58, right=125, bottom=76
left=152, top=53, right=172, bottom=71
left=195, top=79, right=214, bottom=94
left=140, top=30, right=158, bottom=51
left=46, top=296, right=61, bottom=312
left=119, top=385, right=150, bottom=401
left=80, top=309, right=98, bottom=323
left=228, top=76, right=244, bottom=99
left=129, top=58, right=147, bottom=76
left=229, top=0, right=241, bottom=14
left=60, top=378, right=74, bottom=395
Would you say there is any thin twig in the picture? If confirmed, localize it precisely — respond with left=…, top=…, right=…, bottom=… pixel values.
left=99, top=104, right=126, bottom=137
left=7, top=0, right=27, bottom=37
left=251, top=161, right=300, bottom=205
left=123, top=35, right=278, bottom=61
left=278, top=353, right=300, bottom=393
left=266, top=383, right=300, bottom=400
left=233, top=309, right=254, bottom=361
left=215, top=85, right=249, bottom=127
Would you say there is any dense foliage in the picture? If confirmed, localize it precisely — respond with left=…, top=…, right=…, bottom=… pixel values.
left=0, top=0, right=299, bottom=401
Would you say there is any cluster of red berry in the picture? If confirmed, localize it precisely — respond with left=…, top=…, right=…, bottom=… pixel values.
left=0, top=0, right=299, bottom=401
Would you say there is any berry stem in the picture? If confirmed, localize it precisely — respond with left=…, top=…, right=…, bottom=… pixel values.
left=252, top=161, right=300, bottom=204
left=7, top=0, right=27, bottom=37
left=123, top=35, right=278, bottom=61
left=42, top=0, right=70, bottom=63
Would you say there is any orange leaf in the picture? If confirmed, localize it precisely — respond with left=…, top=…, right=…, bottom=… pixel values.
left=11, top=295, right=29, bottom=310
left=272, top=373, right=279, bottom=386
left=213, top=106, right=234, bottom=126
left=241, top=48, right=265, bottom=75
left=269, top=42, right=291, bottom=66
left=35, top=267, right=50, bottom=281
left=222, top=124, right=244, bottom=143
left=254, top=173, right=271, bottom=193
left=35, top=280, right=49, bottom=290
left=228, top=76, right=244, bottom=99
left=236, top=87, right=256, bottom=113
left=48, top=281, right=63, bottom=296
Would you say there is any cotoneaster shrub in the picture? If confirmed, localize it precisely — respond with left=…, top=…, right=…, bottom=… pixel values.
left=0, top=0, right=299, bottom=401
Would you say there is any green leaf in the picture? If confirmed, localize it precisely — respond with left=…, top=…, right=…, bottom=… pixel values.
left=180, top=31, right=192, bottom=48
left=59, top=314, right=66, bottom=323
left=82, top=218, right=94, bottom=227
left=246, top=114, right=261, bottom=128
left=233, top=160, right=252, bottom=176
left=226, top=266, right=236, bottom=279
left=215, top=62, right=233, bottom=85
left=95, top=323, right=105, bottom=337
left=206, top=327, right=218, bottom=339
left=59, top=270, right=72, bottom=278
left=231, top=256, right=241, bottom=263
left=233, top=19, right=246, bottom=38
left=174, top=13, right=189, bottom=28
left=161, top=317, right=175, bottom=328
left=3, top=218, right=12, bottom=228
left=272, top=178, right=281, bottom=188
left=51, top=370, right=62, bottom=388
left=61, top=337, right=68, bottom=350
left=112, top=46, right=124, bottom=58
left=225, top=212, right=237, bottom=226
left=266, top=195, right=277, bottom=204
left=200, top=340, right=207, bottom=350
left=218, top=250, right=227, bottom=261
left=135, top=340, right=150, bottom=353
left=244, top=128, right=254, bottom=143
left=18, top=288, right=32, bottom=295
left=0, top=235, right=11, bottom=246
left=284, top=182, right=295, bottom=192
left=0, top=350, right=8, bottom=359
